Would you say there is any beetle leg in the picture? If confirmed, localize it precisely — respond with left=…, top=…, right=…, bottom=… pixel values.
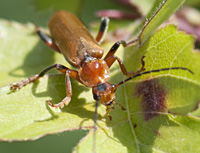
left=104, top=41, right=122, bottom=61
left=113, top=101, right=126, bottom=110
left=10, top=64, right=82, bottom=108
left=105, top=55, right=145, bottom=77
left=104, top=40, right=138, bottom=61
left=46, top=70, right=72, bottom=108
left=36, top=29, right=61, bottom=53
left=95, top=17, right=109, bottom=44
left=10, top=74, right=40, bottom=91
left=10, top=64, right=81, bottom=90
left=104, top=41, right=145, bottom=76
left=121, top=39, right=138, bottom=47
left=106, top=106, right=113, bottom=121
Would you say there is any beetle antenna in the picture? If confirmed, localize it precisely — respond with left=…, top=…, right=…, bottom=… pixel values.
left=115, top=67, right=193, bottom=87
left=93, top=98, right=100, bottom=153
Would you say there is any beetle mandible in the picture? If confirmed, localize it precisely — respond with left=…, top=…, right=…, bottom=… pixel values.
left=10, top=11, right=193, bottom=121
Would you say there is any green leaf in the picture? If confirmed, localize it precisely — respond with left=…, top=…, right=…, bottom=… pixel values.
left=1, top=17, right=200, bottom=153
left=138, top=0, right=185, bottom=45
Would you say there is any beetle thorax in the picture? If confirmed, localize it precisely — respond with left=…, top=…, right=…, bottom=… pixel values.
left=79, top=58, right=110, bottom=87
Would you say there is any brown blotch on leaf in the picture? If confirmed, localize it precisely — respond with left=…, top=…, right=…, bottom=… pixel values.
left=154, top=130, right=161, bottom=137
left=135, top=79, right=167, bottom=121
left=133, top=123, right=137, bottom=128
left=191, top=101, right=200, bottom=112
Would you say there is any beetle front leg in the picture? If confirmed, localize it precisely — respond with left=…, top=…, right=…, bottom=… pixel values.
left=105, top=55, right=146, bottom=77
left=104, top=41, right=145, bottom=76
left=46, top=70, right=72, bottom=108
left=10, top=75, right=40, bottom=90
left=11, top=64, right=82, bottom=108
left=11, top=64, right=61, bottom=91
left=113, top=101, right=126, bottom=110
left=10, top=64, right=81, bottom=91
left=106, top=106, right=113, bottom=121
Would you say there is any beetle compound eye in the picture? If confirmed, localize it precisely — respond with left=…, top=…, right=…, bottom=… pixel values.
left=105, top=100, right=113, bottom=106
left=93, top=93, right=99, bottom=100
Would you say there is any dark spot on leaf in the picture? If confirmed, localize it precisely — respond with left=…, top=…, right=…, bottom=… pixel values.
left=154, top=130, right=161, bottom=137
left=135, top=79, right=167, bottom=121
left=167, top=110, right=178, bottom=115
left=133, top=123, right=137, bottom=128
left=191, top=101, right=200, bottom=112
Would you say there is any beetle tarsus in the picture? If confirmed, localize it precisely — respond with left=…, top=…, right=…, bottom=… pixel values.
left=140, top=56, right=145, bottom=70
left=46, top=100, right=64, bottom=108
left=10, top=74, right=39, bottom=91
left=106, top=106, right=113, bottom=120
left=46, top=96, right=71, bottom=108
left=108, top=115, right=112, bottom=121
left=126, top=56, right=146, bottom=77
left=113, top=101, right=126, bottom=110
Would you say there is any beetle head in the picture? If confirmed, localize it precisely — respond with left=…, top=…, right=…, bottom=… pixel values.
left=92, top=82, right=116, bottom=106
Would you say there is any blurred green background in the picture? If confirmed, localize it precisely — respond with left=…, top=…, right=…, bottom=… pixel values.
left=0, top=0, right=124, bottom=27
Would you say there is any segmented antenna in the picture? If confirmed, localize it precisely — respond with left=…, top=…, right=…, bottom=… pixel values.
left=116, top=67, right=193, bottom=87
